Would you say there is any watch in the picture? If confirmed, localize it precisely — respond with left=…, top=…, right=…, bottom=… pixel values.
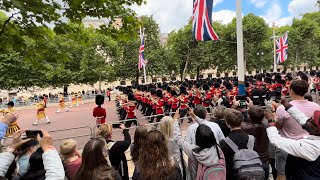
left=268, top=119, right=276, bottom=123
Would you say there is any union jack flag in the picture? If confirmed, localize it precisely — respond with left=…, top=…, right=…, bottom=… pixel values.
left=138, top=37, right=145, bottom=70
left=192, top=0, right=219, bottom=41
left=275, top=32, right=289, bottom=64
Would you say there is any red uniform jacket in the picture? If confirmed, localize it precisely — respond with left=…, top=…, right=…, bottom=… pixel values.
left=202, top=91, right=212, bottom=107
left=193, top=91, right=202, bottom=105
left=180, top=95, right=189, bottom=109
left=126, top=104, right=136, bottom=119
left=271, top=83, right=283, bottom=91
left=171, top=96, right=179, bottom=110
left=93, top=106, right=106, bottom=124
left=156, top=99, right=164, bottom=114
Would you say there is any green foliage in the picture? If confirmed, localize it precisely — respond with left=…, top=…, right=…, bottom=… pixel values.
left=166, top=12, right=320, bottom=77
left=0, top=0, right=145, bottom=39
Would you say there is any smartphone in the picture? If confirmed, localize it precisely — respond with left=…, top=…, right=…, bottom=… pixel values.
left=25, top=130, right=43, bottom=139
left=112, top=123, right=122, bottom=129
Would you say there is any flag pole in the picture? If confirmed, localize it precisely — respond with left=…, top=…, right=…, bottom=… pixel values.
left=236, top=0, right=245, bottom=95
left=139, top=27, right=147, bottom=84
left=273, top=22, right=277, bottom=72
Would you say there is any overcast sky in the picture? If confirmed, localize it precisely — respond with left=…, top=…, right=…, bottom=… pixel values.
left=131, top=0, right=319, bottom=33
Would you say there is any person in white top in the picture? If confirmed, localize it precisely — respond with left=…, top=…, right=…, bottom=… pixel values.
left=186, top=105, right=225, bottom=145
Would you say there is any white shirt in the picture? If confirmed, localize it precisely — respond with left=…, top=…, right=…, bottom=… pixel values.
left=186, top=116, right=225, bottom=144
left=267, top=126, right=320, bottom=161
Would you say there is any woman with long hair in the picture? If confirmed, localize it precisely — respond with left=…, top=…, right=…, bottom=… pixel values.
left=133, top=130, right=183, bottom=180
left=159, top=116, right=186, bottom=179
left=130, top=126, right=148, bottom=164
left=130, top=125, right=148, bottom=176
left=97, top=123, right=131, bottom=180
left=75, top=138, right=121, bottom=180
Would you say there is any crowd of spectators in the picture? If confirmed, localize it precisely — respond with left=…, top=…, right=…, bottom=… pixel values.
left=0, top=73, right=319, bottom=180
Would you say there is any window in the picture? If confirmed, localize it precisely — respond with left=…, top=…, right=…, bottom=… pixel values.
left=270, top=69, right=274, bottom=72
left=171, top=77, right=176, bottom=81
left=224, top=73, right=229, bottom=77
left=120, top=81, right=126, bottom=85
left=277, top=69, right=281, bottom=72
left=190, top=75, right=195, bottom=79
left=199, top=75, right=204, bottom=79
left=256, top=70, right=260, bottom=74
left=162, top=77, right=167, bottom=82
left=248, top=71, right=252, bottom=75
left=141, top=80, right=145, bottom=84
left=216, top=73, right=220, bottom=78
left=233, top=71, right=237, bottom=76
left=208, top=74, right=213, bottom=78
left=152, top=78, right=157, bottom=83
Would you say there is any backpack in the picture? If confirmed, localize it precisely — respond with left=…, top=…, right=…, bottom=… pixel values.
left=196, top=147, right=226, bottom=180
left=224, top=135, right=265, bottom=180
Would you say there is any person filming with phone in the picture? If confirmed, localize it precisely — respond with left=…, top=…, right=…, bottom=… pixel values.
left=96, top=123, right=131, bottom=180
left=0, top=129, right=65, bottom=179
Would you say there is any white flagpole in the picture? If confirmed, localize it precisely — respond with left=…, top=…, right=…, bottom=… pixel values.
left=139, top=27, right=147, bottom=84
left=273, top=22, right=277, bottom=72
left=236, top=0, right=245, bottom=95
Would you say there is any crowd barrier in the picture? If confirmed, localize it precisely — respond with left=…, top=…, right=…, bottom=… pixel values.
left=0, top=94, right=98, bottom=108
left=1, top=126, right=93, bottom=151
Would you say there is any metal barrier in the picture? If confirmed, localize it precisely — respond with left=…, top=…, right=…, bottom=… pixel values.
left=93, top=119, right=139, bottom=135
left=48, top=126, right=92, bottom=150
left=1, top=126, right=93, bottom=151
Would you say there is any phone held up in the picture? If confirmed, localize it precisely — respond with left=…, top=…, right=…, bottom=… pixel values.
left=25, top=130, right=43, bottom=139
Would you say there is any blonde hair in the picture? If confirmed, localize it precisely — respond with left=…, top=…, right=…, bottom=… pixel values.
left=97, top=123, right=113, bottom=138
left=159, top=116, right=174, bottom=140
left=60, top=139, right=77, bottom=156
left=214, top=106, right=226, bottom=120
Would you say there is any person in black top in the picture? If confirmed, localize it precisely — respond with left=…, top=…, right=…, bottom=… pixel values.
left=97, top=123, right=131, bottom=180
left=219, top=108, right=256, bottom=180
left=243, top=105, right=270, bottom=179
left=211, top=105, right=230, bottom=137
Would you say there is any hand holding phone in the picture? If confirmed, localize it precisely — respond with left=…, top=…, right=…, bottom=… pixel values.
left=112, top=123, right=122, bottom=129
left=25, top=130, right=43, bottom=139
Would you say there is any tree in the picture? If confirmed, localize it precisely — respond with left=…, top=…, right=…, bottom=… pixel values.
left=0, top=0, right=145, bottom=39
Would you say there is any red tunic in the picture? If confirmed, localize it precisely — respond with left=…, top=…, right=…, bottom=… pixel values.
left=180, top=95, right=189, bottom=109
left=156, top=99, right=164, bottom=114
left=202, top=91, right=212, bottom=107
left=270, top=83, right=283, bottom=91
left=126, top=103, right=136, bottom=119
left=93, top=106, right=106, bottom=124
left=171, top=96, right=179, bottom=110
left=167, top=93, right=172, bottom=105
left=193, top=91, right=202, bottom=105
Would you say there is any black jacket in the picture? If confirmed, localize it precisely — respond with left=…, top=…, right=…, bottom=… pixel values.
left=219, top=130, right=251, bottom=180
left=286, top=155, right=320, bottom=180
left=107, top=129, right=131, bottom=180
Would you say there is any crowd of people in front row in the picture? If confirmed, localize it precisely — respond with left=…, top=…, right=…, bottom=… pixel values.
left=0, top=71, right=319, bottom=180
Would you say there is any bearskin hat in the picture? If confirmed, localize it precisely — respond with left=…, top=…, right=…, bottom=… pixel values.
left=95, top=95, right=105, bottom=106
